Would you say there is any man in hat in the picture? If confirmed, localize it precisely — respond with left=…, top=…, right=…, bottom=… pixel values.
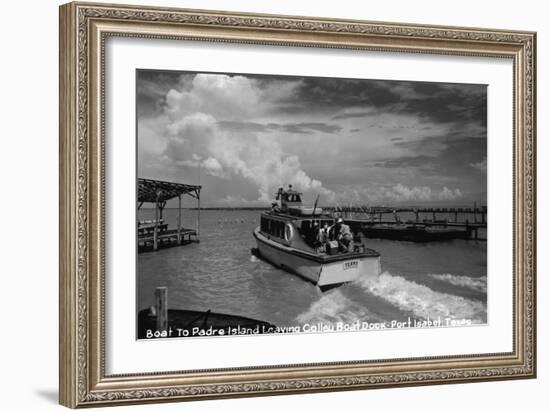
left=330, top=217, right=353, bottom=252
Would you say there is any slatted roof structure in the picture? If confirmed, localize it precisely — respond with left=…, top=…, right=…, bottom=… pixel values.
left=137, top=178, right=202, bottom=251
left=138, top=178, right=201, bottom=206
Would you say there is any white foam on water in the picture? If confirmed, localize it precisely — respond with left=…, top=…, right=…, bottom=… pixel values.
left=428, top=273, right=487, bottom=293
left=296, top=289, right=379, bottom=325
left=358, top=272, right=487, bottom=324
left=249, top=255, right=259, bottom=262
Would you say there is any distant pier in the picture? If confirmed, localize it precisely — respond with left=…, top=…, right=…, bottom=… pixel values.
left=326, top=205, right=486, bottom=221
left=328, top=205, right=487, bottom=242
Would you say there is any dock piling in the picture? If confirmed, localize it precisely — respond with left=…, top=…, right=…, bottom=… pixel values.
left=177, top=195, right=182, bottom=244
left=155, top=287, right=168, bottom=333
left=154, top=192, right=159, bottom=251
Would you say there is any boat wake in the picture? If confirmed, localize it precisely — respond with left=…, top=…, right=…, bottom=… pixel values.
left=296, top=290, right=382, bottom=325
left=427, top=274, right=487, bottom=293
left=297, top=271, right=487, bottom=327
left=357, top=272, right=487, bottom=324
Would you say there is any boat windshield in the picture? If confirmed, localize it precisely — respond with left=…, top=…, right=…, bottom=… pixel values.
left=283, top=193, right=302, bottom=202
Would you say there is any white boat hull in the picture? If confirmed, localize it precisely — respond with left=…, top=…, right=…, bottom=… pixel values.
left=254, top=229, right=380, bottom=290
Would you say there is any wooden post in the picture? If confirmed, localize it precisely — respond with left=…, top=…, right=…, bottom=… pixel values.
left=455, top=211, right=458, bottom=223
left=432, top=210, right=436, bottom=221
left=196, top=189, right=201, bottom=241
left=154, top=200, right=159, bottom=251
left=155, top=286, right=168, bottom=333
left=177, top=195, right=182, bottom=244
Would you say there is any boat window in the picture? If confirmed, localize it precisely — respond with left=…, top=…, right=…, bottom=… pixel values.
left=276, top=221, right=284, bottom=238
left=261, top=217, right=288, bottom=239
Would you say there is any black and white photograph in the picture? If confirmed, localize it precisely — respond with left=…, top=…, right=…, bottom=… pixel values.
left=136, top=69, right=488, bottom=340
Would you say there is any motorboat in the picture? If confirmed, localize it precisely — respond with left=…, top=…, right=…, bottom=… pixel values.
left=253, top=185, right=381, bottom=291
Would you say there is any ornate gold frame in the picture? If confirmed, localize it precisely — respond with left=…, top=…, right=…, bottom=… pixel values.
left=59, top=1, right=536, bottom=408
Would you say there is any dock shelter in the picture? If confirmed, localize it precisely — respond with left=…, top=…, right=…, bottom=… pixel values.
left=137, top=178, right=201, bottom=252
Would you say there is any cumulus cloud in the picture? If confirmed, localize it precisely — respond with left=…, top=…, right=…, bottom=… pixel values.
left=137, top=71, right=485, bottom=206
left=152, top=73, right=335, bottom=203
left=470, top=157, right=487, bottom=173
left=165, top=73, right=301, bottom=121
left=202, top=157, right=223, bottom=173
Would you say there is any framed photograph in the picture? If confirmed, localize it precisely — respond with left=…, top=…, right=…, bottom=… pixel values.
left=59, top=2, right=537, bottom=408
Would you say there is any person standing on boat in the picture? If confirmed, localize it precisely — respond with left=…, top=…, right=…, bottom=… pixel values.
left=330, top=217, right=353, bottom=252
left=319, top=222, right=330, bottom=243
left=315, top=222, right=330, bottom=253
left=305, top=221, right=320, bottom=248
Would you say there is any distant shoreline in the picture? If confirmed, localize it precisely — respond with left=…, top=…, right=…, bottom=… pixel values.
left=138, top=205, right=487, bottom=211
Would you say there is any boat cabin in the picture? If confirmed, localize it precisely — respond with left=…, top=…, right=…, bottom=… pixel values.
left=259, top=213, right=336, bottom=251
left=261, top=185, right=357, bottom=253
left=275, top=185, right=303, bottom=212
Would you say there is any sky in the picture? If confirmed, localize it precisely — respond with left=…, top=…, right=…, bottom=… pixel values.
left=137, top=70, right=487, bottom=208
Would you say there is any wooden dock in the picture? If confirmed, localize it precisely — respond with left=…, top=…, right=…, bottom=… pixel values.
left=138, top=178, right=201, bottom=253
left=326, top=205, right=487, bottom=224
left=346, top=219, right=487, bottom=241
left=138, top=228, right=198, bottom=252
left=333, top=203, right=488, bottom=241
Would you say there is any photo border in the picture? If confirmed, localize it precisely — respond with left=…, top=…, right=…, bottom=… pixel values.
left=59, top=1, right=536, bottom=407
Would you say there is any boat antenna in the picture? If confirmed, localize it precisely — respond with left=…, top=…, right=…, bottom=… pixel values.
left=198, top=157, right=201, bottom=186
left=312, top=194, right=320, bottom=217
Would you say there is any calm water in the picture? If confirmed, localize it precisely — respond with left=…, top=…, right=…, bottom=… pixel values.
left=137, top=209, right=487, bottom=332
